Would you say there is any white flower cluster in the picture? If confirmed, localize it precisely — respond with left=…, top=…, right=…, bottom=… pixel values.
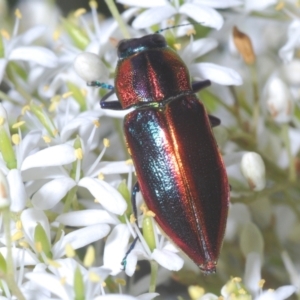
left=0, top=0, right=299, bottom=299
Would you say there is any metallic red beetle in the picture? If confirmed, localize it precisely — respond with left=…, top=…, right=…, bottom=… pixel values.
left=89, top=33, right=230, bottom=274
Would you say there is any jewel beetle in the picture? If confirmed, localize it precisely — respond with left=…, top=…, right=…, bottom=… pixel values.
left=89, top=33, right=230, bottom=274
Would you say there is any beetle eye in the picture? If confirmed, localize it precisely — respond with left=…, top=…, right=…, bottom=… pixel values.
left=117, top=40, right=129, bottom=58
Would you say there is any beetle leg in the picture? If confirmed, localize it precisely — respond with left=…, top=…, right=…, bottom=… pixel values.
left=208, top=114, right=221, bottom=127
left=121, top=182, right=140, bottom=270
left=100, top=89, right=123, bottom=110
left=192, top=80, right=211, bottom=93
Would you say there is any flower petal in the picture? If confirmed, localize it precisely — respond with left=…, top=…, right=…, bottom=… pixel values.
left=53, top=224, right=110, bottom=258
left=0, top=247, right=38, bottom=267
left=32, top=177, right=76, bottom=210
left=244, top=252, right=262, bottom=295
left=117, top=0, right=168, bottom=7
left=193, top=0, right=242, bottom=8
left=190, top=62, right=243, bottom=85
left=132, top=5, right=176, bottom=29
left=25, top=272, right=71, bottom=300
left=21, top=144, right=76, bottom=171
left=78, top=177, right=127, bottom=215
left=151, top=248, right=183, bottom=271
left=56, top=209, right=119, bottom=226
left=103, top=224, right=131, bottom=275
left=7, top=169, right=26, bottom=212
left=9, top=46, right=58, bottom=68
left=21, top=208, right=51, bottom=249
left=179, top=3, right=223, bottom=30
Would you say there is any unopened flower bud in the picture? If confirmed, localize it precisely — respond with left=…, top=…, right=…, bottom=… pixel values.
left=233, top=26, right=255, bottom=65
left=266, top=77, right=293, bottom=123
left=73, top=52, right=108, bottom=82
left=240, top=152, right=266, bottom=191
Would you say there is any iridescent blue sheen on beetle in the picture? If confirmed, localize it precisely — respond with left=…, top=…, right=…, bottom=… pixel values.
left=90, top=33, right=230, bottom=274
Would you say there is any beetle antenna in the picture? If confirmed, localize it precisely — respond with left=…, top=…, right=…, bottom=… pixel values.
left=155, top=22, right=203, bottom=34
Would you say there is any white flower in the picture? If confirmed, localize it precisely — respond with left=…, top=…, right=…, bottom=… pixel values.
left=118, top=0, right=242, bottom=30
left=0, top=10, right=57, bottom=83
left=265, top=77, right=293, bottom=123
left=279, top=20, right=300, bottom=63
left=240, top=152, right=266, bottom=191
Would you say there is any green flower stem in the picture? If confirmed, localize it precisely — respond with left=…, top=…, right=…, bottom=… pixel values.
left=229, top=86, right=243, bottom=129
left=0, top=91, right=20, bottom=106
left=281, top=123, right=296, bottom=183
left=6, top=64, right=31, bottom=102
left=3, top=208, right=26, bottom=300
left=54, top=186, right=78, bottom=243
left=105, top=0, right=130, bottom=39
left=149, top=260, right=158, bottom=293
left=250, top=64, right=260, bottom=134
left=230, top=181, right=299, bottom=204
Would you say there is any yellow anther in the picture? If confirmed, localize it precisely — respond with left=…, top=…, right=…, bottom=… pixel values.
left=268, top=289, right=274, bottom=293
left=238, top=288, right=246, bottom=294
left=275, top=1, right=285, bottom=10
left=74, top=8, right=87, bottom=18
left=103, top=138, right=110, bottom=148
left=89, top=0, right=98, bottom=9
left=146, top=210, right=156, bottom=217
left=18, top=241, right=29, bottom=248
left=83, top=246, right=95, bottom=267
left=52, top=129, right=59, bottom=136
left=50, top=95, right=61, bottom=103
left=42, top=135, right=52, bottom=144
left=65, top=243, right=75, bottom=258
left=98, top=173, right=104, bottom=180
left=75, top=148, right=83, bottom=160
left=48, top=102, right=58, bottom=112
left=80, top=88, right=87, bottom=97
left=12, top=121, right=25, bottom=129
left=130, top=214, right=136, bottom=223
left=94, top=198, right=100, bottom=203
left=188, top=286, right=205, bottom=300
left=93, top=120, right=100, bottom=128
left=0, top=117, right=5, bottom=126
left=52, top=29, right=61, bottom=41
left=173, top=43, right=181, bottom=50
left=0, top=29, right=10, bottom=40
left=12, top=134, right=20, bottom=145
left=232, top=277, right=242, bottom=283
left=12, top=231, right=23, bottom=241
left=47, top=259, right=61, bottom=268
left=16, top=220, right=22, bottom=230
left=15, top=9, right=22, bottom=19
left=115, top=278, right=126, bottom=286
left=186, top=28, right=196, bottom=36
left=21, top=105, right=30, bottom=115
left=88, top=271, right=100, bottom=282
left=60, top=277, right=67, bottom=285
left=62, top=91, right=73, bottom=99
left=125, top=159, right=133, bottom=165
left=258, top=279, right=266, bottom=288
left=101, top=282, right=107, bottom=287
left=167, top=19, right=175, bottom=26
left=140, top=203, right=148, bottom=214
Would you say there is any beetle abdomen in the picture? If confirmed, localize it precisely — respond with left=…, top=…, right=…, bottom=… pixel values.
left=124, top=95, right=229, bottom=273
